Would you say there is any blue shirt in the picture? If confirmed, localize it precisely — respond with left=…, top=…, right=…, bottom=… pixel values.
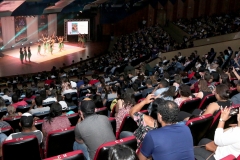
left=140, top=124, right=194, bottom=160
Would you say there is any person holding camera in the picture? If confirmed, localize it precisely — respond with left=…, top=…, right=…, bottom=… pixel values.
left=194, top=107, right=240, bottom=160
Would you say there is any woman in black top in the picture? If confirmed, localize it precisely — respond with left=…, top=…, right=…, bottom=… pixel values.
left=194, top=79, right=212, bottom=99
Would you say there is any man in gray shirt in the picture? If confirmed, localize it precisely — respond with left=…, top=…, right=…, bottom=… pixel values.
left=29, top=96, right=50, bottom=115
left=74, top=100, right=116, bottom=160
left=6, top=113, right=43, bottom=144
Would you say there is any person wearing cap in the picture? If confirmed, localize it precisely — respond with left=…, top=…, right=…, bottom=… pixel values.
left=5, top=113, right=43, bottom=144
left=74, top=100, right=116, bottom=160
left=29, top=96, right=50, bottom=115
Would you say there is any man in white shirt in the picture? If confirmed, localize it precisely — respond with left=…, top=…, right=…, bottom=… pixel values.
left=1, top=88, right=12, bottom=103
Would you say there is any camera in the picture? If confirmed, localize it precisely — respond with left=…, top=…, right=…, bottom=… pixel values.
left=229, top=108, right=239, bottom=116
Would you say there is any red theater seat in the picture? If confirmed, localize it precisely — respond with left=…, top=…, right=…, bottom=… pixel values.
left=109, top=117, right=116, bottom=136
left=2, top=135, right=42, bottom=160
left=1, top=126, right=14, bottom=136
left=44, top=150, right=85, bottom=160
left=179, top=98, right=201, bottom=113
left=45, top=126, right=75, bottom=158
left=186, top=114, right=213, bottom=145
left=220, top=154, right=236, bottom=160
left=93, top=136, right=137, bottom=160
left=95, top=107, right=108, bottom=116
left=4, top=116, right=21, bottom=132
left=198, top=94, right=217, bottom=110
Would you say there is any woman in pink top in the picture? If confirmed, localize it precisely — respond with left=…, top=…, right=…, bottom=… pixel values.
left=115, top=89, right=135, bottom=131
left=42, top=102, right=71, bottom=147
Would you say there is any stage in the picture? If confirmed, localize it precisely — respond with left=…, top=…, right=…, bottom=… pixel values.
left=0, top=41, right=109, bottom=77
left=3, top=43, right=85, bottom=63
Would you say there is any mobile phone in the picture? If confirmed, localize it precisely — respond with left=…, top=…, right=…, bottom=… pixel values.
left=229, top=108, right=239, bottom=116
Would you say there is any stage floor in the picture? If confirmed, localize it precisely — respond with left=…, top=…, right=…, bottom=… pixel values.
left=3, top=43, right=85, bottom=63
left=0, top=41, right=109, bottom=77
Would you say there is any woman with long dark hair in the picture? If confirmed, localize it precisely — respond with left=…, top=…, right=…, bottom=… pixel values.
left=42, top=102, right=71, bottom=147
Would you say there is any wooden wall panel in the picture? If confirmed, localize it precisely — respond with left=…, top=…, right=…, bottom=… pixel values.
left=177, top=0, right=184, bottom=19
left=198, top=0, right=206, bottom=16
left=166, top=1, right=174, bottom=21
left=193, top=0, right=200, bottom=18
left=187, top=0, right=194, bottom=19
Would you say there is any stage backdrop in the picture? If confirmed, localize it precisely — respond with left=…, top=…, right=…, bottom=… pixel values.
left=14, top=16, right=27, bottom=43
left=0, top=14, right=57, bottom=49
left=38, top=15, right=48, bottom=38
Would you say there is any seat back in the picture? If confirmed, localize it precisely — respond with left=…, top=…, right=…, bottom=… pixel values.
left=186, top=114, right=213, bottom=145
left=1, top=126, right=14, bottom=136
left=198, top=94, right=217, bottom=110
left=109, top=117, right=116, bottom=136
left=116, top=114, right=138, bottom=139
left=44, top=150, right=85, bottom=160
left=16, top=105, right=30, bottom=113
left=220, top=154, right=236, bottom=160
left=134, top=93, right=142, bottom=103
left=43, top=101, right=55, bottom=107
left=93, top=136, right=137, bottom=160
left=65, top=113, right=79, bottom=126
left=179, top=98, right=201, bottom=113
left=96, top=107, right=108, bottom=116
left=4, top=116, right=21, bottom=132
left=33, top=111, right=49, bottom=119
left=2, top=135, right=42, bottom=160
left=46, top=126, right=75, bottom=158
left=34, top=119, right=44, bottom=131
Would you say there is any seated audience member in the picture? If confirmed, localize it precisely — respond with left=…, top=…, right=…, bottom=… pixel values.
left=1, top=88, right=12, bottom=103
left=61, top=77, right=70, bottom=95
left=11, top=94, right=27, bottom=109
left=89, top=75, right=99, bottom=85
left=64, top=93, right=75, bottom=107
left=0, top=99, right=10, bottom=128
left=5, top=105, right=20, bottom=118
left=29, top=96, right=50, bottom=115
left=194, top=107, right=240, bottom=160
left=231, top=80, right=240, bottom=104
left=204, top=72, right=216, bottom=92
left=42, top=102, right=71, bottom=147
left=0, top=97, right=7, bottom=110
left=40, top=90, right=57, bottom=103
left=173, top=74, right=183, bottom=88
left=178, top=84, right=232, bottom=121
left=152, top=80, right=169, bottom=96
left=115, top=89, right=135, bottom=131
left=138, top=100, right=194, bottom=160
left=23, top=89, right=36, bottom=101
left=159, top=86, right=176, bottom=101
left=141, top=79, right=154, bottom=98
left=74, top=100, right=116, bottom=160
left=128, top=95, right=164, bottom=149
left=62, top=81, right=77, bottom=95
left=6, top=113, right=43, bottom=144
left=89, top=94, right=103, bottom=108
left=132, top=83, right=140, bottom=95
left=174, top=84, right=192, bottom=106
left=220, top=73, right=232, bottom=88
left=108, top=144, right=138, bottom=160
left=194, top=79, right=212, bottom=99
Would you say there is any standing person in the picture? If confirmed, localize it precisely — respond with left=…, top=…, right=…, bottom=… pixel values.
left=61, top=36, right=64, bottom=49
left=56, top=36, right=62, bottom=52
left=50, top=39, right=54, bottom=55
left=37, top=41, right=41, bottom=55
left=20, top=48, right=24, bottom=64
left=82, top=34, right=86, bottom=48
left=138, top=100, right=194, bottom=160
left=23, top=47, right=27, bottom=62
left=27, top=46, right=31, bottom=62
left=47, top=37, right=51, bottom=54
left=41, top=35, right=47, bottom=54
left=78, top=33, right=82, bottom=47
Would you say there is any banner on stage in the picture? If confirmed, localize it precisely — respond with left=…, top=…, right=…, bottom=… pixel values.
left=38, top=15, right=48, bottom=38
left=0, top=20, right=3, bottom=47
left=14, top=16, right=27, bottom=43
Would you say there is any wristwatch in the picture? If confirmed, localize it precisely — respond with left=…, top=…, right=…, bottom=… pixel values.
left=219, top=118, right=226, bottom=122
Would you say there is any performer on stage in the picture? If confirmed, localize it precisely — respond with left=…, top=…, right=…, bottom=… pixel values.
left=23, top=47, right=27, bottom=62
left=37, top=41, right=41, bottom=55
left=20, top=48, right=24, bottom=64
left=61, top=36, right=64, bottom=49
left=78, top=33, right=83, bottom=47
left=56, top=36, right=63, bottom=52
left=47, top=36, right=51, bottom=53
left=82, top=34, right=86, bottom=48
left=41, top=34, right=47, bottom=54
left=50, top=39, right=54, bottom=55
left=28, top=46, right=31, bottom=62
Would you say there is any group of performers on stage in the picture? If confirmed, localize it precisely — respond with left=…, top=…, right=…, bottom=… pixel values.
left=19, top=46, right=31, bottom=64
left=38, top=33, right=64, bottom=55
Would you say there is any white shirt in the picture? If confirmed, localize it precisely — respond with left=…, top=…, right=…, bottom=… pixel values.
left=1, top=95, right=12, bottom=103
left=62, top=89, right=77, bottom=95
left=214, top=127, right=240, bottom=159
left=43, top=97, right=57, bottom=103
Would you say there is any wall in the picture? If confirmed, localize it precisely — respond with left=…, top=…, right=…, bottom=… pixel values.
left=0, top=14, right=57, bottom=50
left=193, top=32, right=240, bottom=47
left=148, top=39, right=240, bottom=68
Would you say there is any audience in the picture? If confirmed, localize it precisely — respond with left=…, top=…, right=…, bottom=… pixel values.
left=11, top=94, right=27, bottom=109
left=29, top=96, right=50, bottom=115
left=1, top=88, right=12, bottom=103
left=174, top=84, right=192, bottom=106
